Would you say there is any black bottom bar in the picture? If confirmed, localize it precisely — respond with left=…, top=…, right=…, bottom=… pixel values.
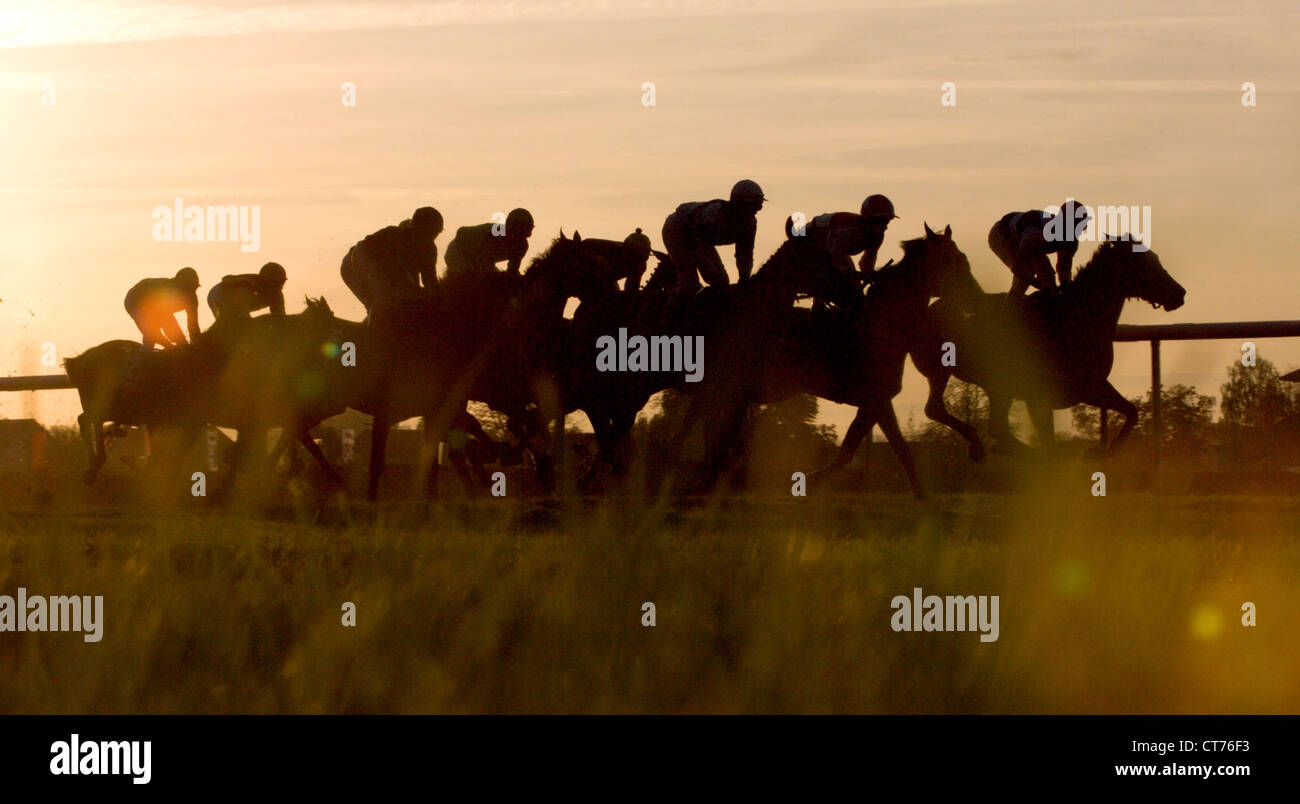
left=4, top=715, right=1286, bottom=791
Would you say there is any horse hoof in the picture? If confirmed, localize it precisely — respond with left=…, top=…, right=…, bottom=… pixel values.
left=807, top=468, right=834, bottom=486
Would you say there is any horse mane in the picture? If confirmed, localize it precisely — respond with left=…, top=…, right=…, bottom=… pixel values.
left=752, top=238, right=803, bottom=279
left=640, top=252, right=675, bottom=293
left=876, top=237, right=925, bottom=282
left=522, top=235, right=565, bottom=278
left=1069, top=236, right=1142, bottom=285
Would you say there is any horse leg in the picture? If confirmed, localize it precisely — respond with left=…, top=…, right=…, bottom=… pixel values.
left=174, top=422, right=207, bottom=501
left=552, top=408, right=570, bottom=496
left=706, top=400, right=751, bottom=490
left=1028, top=402, right=1057, bottom=450
left=987, top=391, right=1025, bottom=453
left=610, top=409, right=638, bottom=478
left=296, top=426, right=343, bottom=484
left=811, top=407, right=872, bottom=482
left=419, top=408, right=461, bottom=500
left=215, top=428, right=246, bottom=503
left=447, top=444, right=480, bottom=496
left=876, top=400, right=926, bottom=499
left=420, top=390, right=476, bottom=501
left=92, top=419, right=107, bottom=482
left=367, top=411, right=390, bottom=502
left=79, top=413, right=105, bottom=484
left=1085, top=383, right=1139, bottom=455
left=656, top=396, right=704, bottom=494
left=467, top=439, right=492, bottom=487
left=923, top=372, right=985, bottom=462
left=267, top=428, right=294, bottom=471
left=581, top=413, right=613, bottom=487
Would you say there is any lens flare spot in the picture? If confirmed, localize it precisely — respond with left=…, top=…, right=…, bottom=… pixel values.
left=1191, top=605, right=1223, bottom=640
left=294, top=373, right=324, bottom=400
left=320, top=341, right=340, bottom=359
left=1053, top=561, right=1088, bottom=596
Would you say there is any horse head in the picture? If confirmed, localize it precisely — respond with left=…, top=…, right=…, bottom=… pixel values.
left=525, top=233, right=617, bottom=306
left=302, top=295, right=334, bottom=321
left=1081, top=237, right=1185, bottom=311
left=900, top=223, right=983, bottom=309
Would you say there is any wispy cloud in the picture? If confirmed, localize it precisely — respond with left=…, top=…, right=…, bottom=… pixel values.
left=1, top=0, right=852, bottom=48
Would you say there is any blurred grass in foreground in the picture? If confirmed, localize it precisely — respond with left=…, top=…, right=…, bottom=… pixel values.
left=0, top=472, right=1296, bottom=713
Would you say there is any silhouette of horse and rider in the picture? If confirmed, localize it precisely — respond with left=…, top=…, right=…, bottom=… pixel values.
left=72, top=184, right=1185, bottom=501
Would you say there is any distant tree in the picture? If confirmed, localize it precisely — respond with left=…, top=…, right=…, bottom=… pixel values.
left=1143, top=384, right=1215, bottom=449
left=1070, top=403, right=1101, bottom=440
left=40, top=424, right=83, bottom=472
left=1218, top=356, right=1300, bottom=464
left=467, top=402, right=510, bottom=441
left=1220, top=357, right=1299, bottom=431
left=747, top=393, right=838, bottom=458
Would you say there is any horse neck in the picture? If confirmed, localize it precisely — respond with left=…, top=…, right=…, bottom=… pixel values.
left=514, top=277, right=573, bottom=329
left=749, top=252, right=806, bottom=308
left=1064, top=257, right=1128, bottom=336
left=866, top=257, right=930, bottom=328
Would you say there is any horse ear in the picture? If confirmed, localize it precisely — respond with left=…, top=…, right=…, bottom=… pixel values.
left=943, top=224, right=952, bottom=238
left=574, top=231, right=582, bottom=242
left=924, top=222, right=935, bottom=237
left=559, top=228, right=566, bottom=240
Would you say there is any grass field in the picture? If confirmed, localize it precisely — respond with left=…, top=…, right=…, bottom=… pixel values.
left=1, top=459, right=1297, bottom=713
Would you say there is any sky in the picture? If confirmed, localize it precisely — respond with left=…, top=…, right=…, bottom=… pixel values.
left=1, top=0, right=1298, bottom=436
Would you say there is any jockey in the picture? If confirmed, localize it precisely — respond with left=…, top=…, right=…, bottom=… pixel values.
left=340, top=206, right=443, bottom=312
left=788, top=193, right=898, bottom=283
left=574, top=228, right=654, bottom=294
left=208, top=261, right=287, bottom=321
left=123, top=266, right=201, bottom=349
left=443, top=208, right=534, bottom=280
left=661, top=179, right=765, bottom=294
left=989, top=200, right=1091, bottom=297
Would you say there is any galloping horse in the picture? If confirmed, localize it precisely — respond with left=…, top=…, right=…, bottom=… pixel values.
left=65, top=298, right=352, bottom=489
left=360, top=232, right=615, bottom=500
left=908, top=236, right=1186, bottom=458
left=654, top=232, right=863, bottom=492
left=759, top=224, right=983, bottom=497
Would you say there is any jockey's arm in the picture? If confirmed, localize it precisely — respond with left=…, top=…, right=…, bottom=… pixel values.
left=421, top=244, right=439, bottom=288
left=506, top=239, right=527, bottom=276
left=857, top=247, right=878, bottom=277
left=831, top=251, right=856, bottom=278
left=268, top=286, right=286, bottom=316
left=1055, top=243, right=1077, bottom=286
left=855, top=224, right=885, bottom=279
left=735, top=218, right=756, bottom=282
left=623, top=259, right=646, bottom=294
left=184, top=293, right=200, bottom=341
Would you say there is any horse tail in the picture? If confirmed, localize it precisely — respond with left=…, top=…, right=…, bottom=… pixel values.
left=62, top=352, right=88, bottom=387
left=62, top=350, right=101, bottom=419
left=62, top=341, right=137, bottom=420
